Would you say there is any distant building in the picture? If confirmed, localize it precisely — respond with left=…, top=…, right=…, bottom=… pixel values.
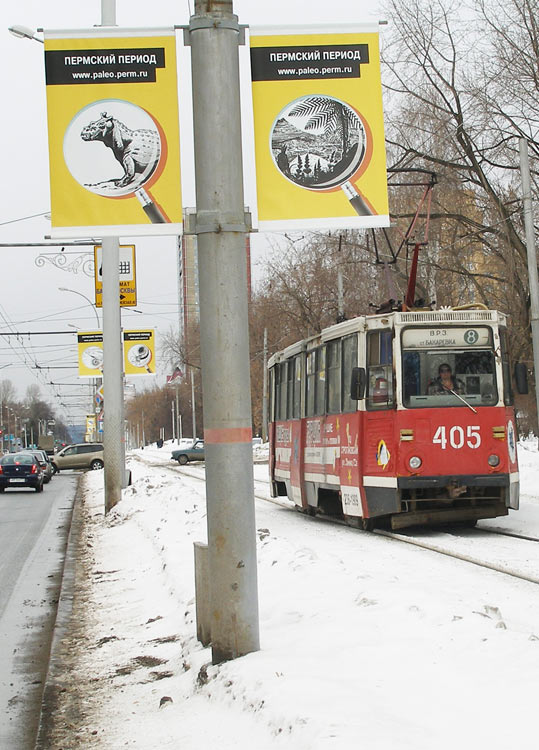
left=177, top=232, right=252, bottom=350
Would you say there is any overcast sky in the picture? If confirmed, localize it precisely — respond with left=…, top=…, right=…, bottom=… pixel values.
left=0, top=0, right=381, bottom=425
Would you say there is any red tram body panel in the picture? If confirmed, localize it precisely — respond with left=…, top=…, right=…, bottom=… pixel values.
left=269, top=309, right=519, bottom=529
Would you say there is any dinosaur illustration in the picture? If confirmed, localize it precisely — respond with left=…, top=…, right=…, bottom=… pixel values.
left=80, top=111, right=160, bottom=188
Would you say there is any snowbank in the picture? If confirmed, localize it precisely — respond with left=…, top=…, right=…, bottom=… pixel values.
left=49, top=441, right=539, bottom=748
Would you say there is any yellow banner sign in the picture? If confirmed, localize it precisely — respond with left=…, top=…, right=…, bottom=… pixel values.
left=94, top=244, right=137, bottom=307
left=78, top=331, right=103, bottom=378
left=78, top=329, right=155, bottom=376
left=44, top=28, right=182, bottom=237
left=123, top=330, right=156, bottom=375
left=250, top=25, right=389, bottom=231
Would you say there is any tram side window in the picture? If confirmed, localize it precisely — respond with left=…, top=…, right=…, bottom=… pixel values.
left=273, top=365, right=280, bottom=419
left=306, top=350, right=316, bottom=417
left=269, top=368, right=274, bottom=422
left=276, top=361, right=288, bottom=420
left=293, top=355, right=302, bottom=418
left=342, top=334, right=359, bottom=413
left=327, top=340, right=342, bottom=414
left=286, top=358, right=295, bottom=418
left=315, top=346, right=327, bottom=415
left=366, top=330, right=394, bottom=410
left=500, top=328, right=514, bottom=406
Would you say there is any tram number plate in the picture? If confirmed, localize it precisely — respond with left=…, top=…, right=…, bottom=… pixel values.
left=433, top=425, right=481, bottom=450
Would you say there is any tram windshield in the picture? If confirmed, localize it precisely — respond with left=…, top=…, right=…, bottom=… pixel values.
left=401, top=326, right=498, bottom=408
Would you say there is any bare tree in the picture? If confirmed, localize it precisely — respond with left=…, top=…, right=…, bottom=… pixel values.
left=382, top=0, right=534, bottom=356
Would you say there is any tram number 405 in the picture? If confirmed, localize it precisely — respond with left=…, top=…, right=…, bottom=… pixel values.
left=433, top=425, right=481, bottom=449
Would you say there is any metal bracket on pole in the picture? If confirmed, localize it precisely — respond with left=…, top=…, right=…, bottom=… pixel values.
left=180, top=20, right=247, bottom=46
left=183, top=209, right=252, bottom=236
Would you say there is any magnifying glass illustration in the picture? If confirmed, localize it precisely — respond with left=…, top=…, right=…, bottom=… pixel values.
left=127, top=344, right=153, bottom=373
left=270, top=94, right=374, bottom=216
left=81, top=346, right=104, bottom=370
left=63, top=99, right=168, bottom=223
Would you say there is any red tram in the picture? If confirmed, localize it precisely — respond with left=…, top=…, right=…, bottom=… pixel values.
left=268, top=306, right=522, bottom=529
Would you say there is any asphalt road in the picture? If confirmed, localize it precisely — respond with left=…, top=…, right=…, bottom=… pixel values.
left=0, top=473, right=79, bottom=750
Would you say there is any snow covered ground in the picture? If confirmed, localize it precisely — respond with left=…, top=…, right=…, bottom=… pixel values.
left=45, top=439, right=539, bottom=748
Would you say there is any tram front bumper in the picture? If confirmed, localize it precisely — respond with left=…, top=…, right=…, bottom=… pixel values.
left=388, top=473, right=515, bottom=530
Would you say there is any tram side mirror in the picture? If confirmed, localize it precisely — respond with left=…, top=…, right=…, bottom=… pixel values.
left=514, top=362, right=529, bottom=394
left=350, top=367, right=367, bottom=400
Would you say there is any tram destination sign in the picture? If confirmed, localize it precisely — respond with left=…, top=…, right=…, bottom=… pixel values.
left=402, top=327, right=491, bottom=349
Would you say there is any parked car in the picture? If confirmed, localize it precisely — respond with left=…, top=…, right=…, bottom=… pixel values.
left=171, top=439, right=205, bottom=465
left=15, top=450, right=54, bottom=483
left=175, top=438, right=196, bottom=449
left=51, top=443, right=104, bottom=473
left=0, top=453, right=44, bottom=492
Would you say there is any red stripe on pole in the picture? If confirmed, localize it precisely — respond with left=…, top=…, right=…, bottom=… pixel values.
left=204, top=427, right=252, bottom=444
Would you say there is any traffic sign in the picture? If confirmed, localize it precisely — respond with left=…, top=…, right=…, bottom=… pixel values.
left=94, top=244, right=137, bottom=307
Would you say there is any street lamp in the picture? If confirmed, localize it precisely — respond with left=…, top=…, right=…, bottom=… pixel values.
left=59, top=287, right=100, bottom=328
left=8, top=25, right=44, bottom=43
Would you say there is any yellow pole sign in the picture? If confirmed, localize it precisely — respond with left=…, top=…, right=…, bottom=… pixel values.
left=250, top=25, right=389, bottom=231
left=123, top=330, right=156, bottom=375
left=94, top=244, right=137, bottom=307
left=86, top=414, right=97, bottom=436
left=78, top=331, right=103, bottom=377
left=78, top=329, right=156, bottom=377
left=44, top=27, right=182, bottom=237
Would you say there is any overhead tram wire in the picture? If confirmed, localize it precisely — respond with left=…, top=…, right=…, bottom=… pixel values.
left=8, top=305, right=102, bottom=326
left=0, top=304, right=80, bottom=419
left=0, top=331, right=83, bottom=336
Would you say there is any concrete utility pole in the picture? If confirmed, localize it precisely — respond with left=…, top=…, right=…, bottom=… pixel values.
left=189, top=0, right=260, bottom=663
left=191, top=368, right=197, bottom=438
left=101, top=0, right=126, bottom=511
left=262, top=328, right=268, bottom=442
left=519, top=138, right=539, bottom=438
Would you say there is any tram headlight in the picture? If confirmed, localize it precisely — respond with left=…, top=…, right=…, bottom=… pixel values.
left=488, top=454, right=500, bottom=467
left=409, top=455, right=422, bottom=470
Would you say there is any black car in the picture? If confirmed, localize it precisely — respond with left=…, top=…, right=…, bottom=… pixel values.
left=14, top=450, right=54, bottom=483
left=0, top=453, right=44, bottom=492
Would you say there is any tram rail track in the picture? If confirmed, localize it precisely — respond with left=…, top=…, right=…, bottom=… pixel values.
left=372, top=528, right=539, bottom=586
left=131, top=454, right=539, bottom=587
left=470, top=526, right=539, bottom=544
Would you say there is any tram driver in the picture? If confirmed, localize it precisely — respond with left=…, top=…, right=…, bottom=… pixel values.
left=428, top=363, right=465, bottom=395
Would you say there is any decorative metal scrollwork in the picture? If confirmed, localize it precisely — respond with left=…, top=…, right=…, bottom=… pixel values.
left=35, top=250, right=95, bottom=277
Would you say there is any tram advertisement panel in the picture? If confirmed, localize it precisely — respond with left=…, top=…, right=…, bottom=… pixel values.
left=44, top=28, right=182, bottom=237
left=250, top=25, right=389, bottom=231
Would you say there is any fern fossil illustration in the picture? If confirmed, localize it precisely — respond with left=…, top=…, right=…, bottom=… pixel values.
left=288, top=96, right=357, bottom=155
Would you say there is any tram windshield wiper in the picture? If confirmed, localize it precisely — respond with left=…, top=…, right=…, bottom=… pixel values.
left=445, top=387, right=478, bottom=413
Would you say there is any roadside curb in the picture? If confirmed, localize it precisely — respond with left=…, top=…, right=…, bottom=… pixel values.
left=33, top=476, right=86, bottom=750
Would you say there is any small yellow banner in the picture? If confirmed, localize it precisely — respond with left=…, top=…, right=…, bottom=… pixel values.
left=250, top=25, right=389, bottom=231
left=123, top=329, right=156, bottom=375
left=78, top=331, right=103, bottom=377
